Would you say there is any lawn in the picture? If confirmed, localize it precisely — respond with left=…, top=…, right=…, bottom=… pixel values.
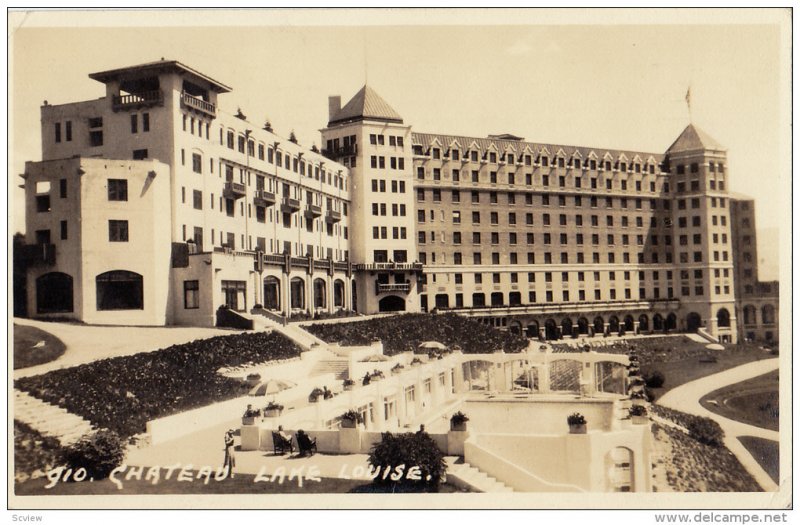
left=700, top=371, right=779, bottom=431
left=738, top=436, right=779, bottom=485
left=13, top=323, right=67, bottom=369
left=304, top=313, right=529, bottom=355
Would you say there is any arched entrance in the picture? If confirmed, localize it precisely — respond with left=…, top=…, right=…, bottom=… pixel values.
left=623, top=315, right=635, bottom=332
left=665, top=313, right=677, bottom=330
left=96, top=270, right=143, bottom=310
left=577, top=317, right=589, bottom=335
left=333, top=279, right=345, bottom=308
left=290, top=277, right=305, bottom=310
left=652, top=313, right=664, bottom=331
left=608, top=316, right=620, bottom=333
left=561, top=318, right=574, bottom=338
left=686, top=312, right=702, bottom=332
left=36, top=272, right=74, bottom=313
left=606, top=447, right=634, bottom=492
left=593, top=316, right=605, bottom=335
left=526, top=321, right=540, bottom=338
left=379, top=295, right=406, bottom=312
left=313, top=278, right=327, bottom=309
left=716, top=308, right=731, bottom=328
left=508, top=320, right=522, bottom=335
left=544, top=318, right=559, bottom=340
left=638, top=314, right=649, bottom=332
left=490, top=292, right=504, bottom=306
left=263, top=276, right=280, bottom=310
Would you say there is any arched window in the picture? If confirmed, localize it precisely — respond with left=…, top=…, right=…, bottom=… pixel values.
left=743, top=305, right=756, bottom=325
left=333, top=279, right=345, bottom=308
left=313, top=278, right=326, bottom=309
left=263, top=276, right=280, bottom=311
left=716, top=308, right=731, bottom=328
left=762, top=304, right=775, bottom=325
left=96, top=270, right=143, bottom=310
left=36, top=272, right=73, bottom=313
left=290, top=277, right=305, bottom=310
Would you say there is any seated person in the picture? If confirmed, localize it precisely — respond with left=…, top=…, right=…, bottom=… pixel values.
left=296, top=429, right=317, bottom=456
left=277, top=425, right=291, bottom=442
left=323, top=386, right=333, bottom=400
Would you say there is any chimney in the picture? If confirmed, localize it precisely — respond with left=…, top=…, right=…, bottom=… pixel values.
left=328, top=96, right=341, bottom=120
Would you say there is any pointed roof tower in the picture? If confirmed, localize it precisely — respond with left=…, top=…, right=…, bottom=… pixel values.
left=665, top=124, right=725, bottom=155
left=328, top=85, right=403, bottom=126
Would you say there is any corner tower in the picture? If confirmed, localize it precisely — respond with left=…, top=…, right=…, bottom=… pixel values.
left=664, top=124, right=737, bottom=342
left=321, top=86, right=421, bottom=314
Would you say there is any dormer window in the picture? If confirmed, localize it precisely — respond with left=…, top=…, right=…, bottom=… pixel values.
left=412, top=145, right=423, bottom=156
left=489, top=152, right=497, bottom=163
left=573, top=159, right=581, bottom=169
left=470, top=150, right=478, bottom=162
left=451, top=149, right=459, bottom=159
left=541, top=156, right=549, bottom=167
left=432, top=148, right=441, bottom=160
left=557, top=157, right=565, bottom=168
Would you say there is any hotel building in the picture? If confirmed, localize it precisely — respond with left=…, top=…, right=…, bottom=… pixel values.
left=21, top=59, right=779, bottom=342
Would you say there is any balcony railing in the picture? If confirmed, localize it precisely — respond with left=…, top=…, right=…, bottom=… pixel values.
left=223, top=181, right=246, bottom=199
left=304, top=204, right=322, bottom=219
left=377, top=283, right=411, bottom=293
left=180, top=92, right=217, bottom=118
left=20, top=243, right=56, bottom=266
left=355, top=262, right=424, bottom=272
left=281, top=197, right=301, bottom=213
left=112, top=90, right=163, bottom=111
left=322, top=143, right=358, bottom=160
left=253, top=190, right=276, bottom=206
left=325, top=210, right=342, bottom=223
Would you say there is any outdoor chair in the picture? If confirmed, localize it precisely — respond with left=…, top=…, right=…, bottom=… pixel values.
left=296, top=432, right=317, bottom=456
left=272, top=432, right=294, bottom=455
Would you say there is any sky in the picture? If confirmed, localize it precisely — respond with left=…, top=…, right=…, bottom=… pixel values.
left=9, top=9, right=789, bottom=279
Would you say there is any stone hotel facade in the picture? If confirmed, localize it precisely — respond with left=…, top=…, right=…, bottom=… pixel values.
left=21, top=60, right=778, bottom=342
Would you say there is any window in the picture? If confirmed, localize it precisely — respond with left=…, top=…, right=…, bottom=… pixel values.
left=60, top=220, right=68, bottom=240
left=54, top=122, right=61, bottom=143
left=133, top=149, right=148, bottom=160
left=36, top=195, right=51, bottom=213
left=108, top=220, right=129, bottom=242
left=184, top=280, right=200, bottom=309
left=108, top=179, right=128, bottom=201
left=130, top=114, right=138, bottom=134
left=192, top=153, right=202, bottom=173
left=96, top=270, right=143, bottom=310
left=59, top=179, right=67, bottom=198
left=65, top=121, right=72, bottom=141
left=193, top=190, right=203, bottom=210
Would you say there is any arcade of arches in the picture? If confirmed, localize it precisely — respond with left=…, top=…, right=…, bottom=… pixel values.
left=260, top=274, right=351, bottom=315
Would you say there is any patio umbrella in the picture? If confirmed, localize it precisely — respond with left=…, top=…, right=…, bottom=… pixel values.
left=705, top=343, right=725, bottom=351
left=360, top=354, right=391, bottom=362
left=249, top=379, right=296, bottom=399
left=418, top=341, right=447, bottom=351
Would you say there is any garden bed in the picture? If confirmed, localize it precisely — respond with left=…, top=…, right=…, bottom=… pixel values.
left=13, top=324, right=67, bottom=369
left=700, top=371, right=779, bottom=431
left=13, top=420, right=63, bottom=484
left=15, top=332, right=301, bottom=439
left=304, top=313, right=528, bottom=355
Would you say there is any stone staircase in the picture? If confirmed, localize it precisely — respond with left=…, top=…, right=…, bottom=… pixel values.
left=278, top=323, right=329, bottom=352
left=445, top=457, right=514, bottom=492
left=14, top=389, right=95, bottom=445
left=310, top=359, right=350, bottom=380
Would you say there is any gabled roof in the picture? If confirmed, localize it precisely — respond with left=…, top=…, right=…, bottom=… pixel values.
left=328, top=85, right=403, bottom=126
left=666, top=124, right=725, bottom=154
left=89, top=59, right=231, bottom=93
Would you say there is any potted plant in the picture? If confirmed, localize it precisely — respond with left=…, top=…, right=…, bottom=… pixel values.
left=343, top=378, right=355, bottom=391
left=264, top=402, right=284, bottom=417
left=242, top=406, right=261, bottom=425
left=246, top=373, right=262, bottom=387
left=629, top=405, right=649, bottom=424
left=630, top=390, right=648, bottom=407
left=308, top=387, right=324, bottom=403
left=340, top=409, right=364, bottom=429
left=410, top=357, right=423, bottom=366
left=391, top=363, right=405, bottom=375
left=567, top=412, right=587, bottom=434
left=450, top=411, right=469, bottom=431
left=370, top=370, right=385, bottom=381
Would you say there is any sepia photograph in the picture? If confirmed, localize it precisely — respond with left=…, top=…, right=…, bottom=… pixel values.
left=6, top=7, right=792, bottom=515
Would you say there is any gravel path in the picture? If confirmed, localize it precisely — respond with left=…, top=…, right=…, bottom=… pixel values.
left=657, top=358, right=780, bottom=491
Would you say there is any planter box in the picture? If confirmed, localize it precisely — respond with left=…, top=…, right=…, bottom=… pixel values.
left=632, top=415, right=649, bottom=425
left=632, top=398, right=647, bottom=407
left=569, top=423, right=587, bottom=434
left=309, top=396, right=320, bottom=403
left=343, top=384, right=354, bottom=391
left=264, top=408, right=283, bottom=418
left=341, top=418, right=358, bottom=429
left=450, top=422, right=467, bottom=432
left=242, top=416, right=258, bottom=425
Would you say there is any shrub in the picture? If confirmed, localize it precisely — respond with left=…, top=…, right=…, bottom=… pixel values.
left=61, top=429, right=125, bottom=480
left=686, top=417, right=724, bottom=447
left=341, top=409, right=363, bottom=424
left=343, top=379, right=355, bottom=387
left=644, top=370, right=665, bottom=388
left=367, top=432, right=447, bottom=492
left=629, top=405, right=648, bottom=417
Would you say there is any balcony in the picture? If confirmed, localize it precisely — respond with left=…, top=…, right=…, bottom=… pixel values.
left=223, top=181, right=246, bottom=199
left=281, top=197, right=301, bottom=213
left=322, top=143, right=358, bottom=160
left=253, top=190, right=276, bottom=207
left=377, top=282, right=411, bottom=293
left=180, top=92, right=217, bottom=118
left=355, top=262, right=424, bottom=272
left=20, top=243, right=56, bottom=266
left=112, top=90, right=163, bottom=111
left=304, top=204, right=322, bottom=219
left=325, top=210, right=342, bottom=223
